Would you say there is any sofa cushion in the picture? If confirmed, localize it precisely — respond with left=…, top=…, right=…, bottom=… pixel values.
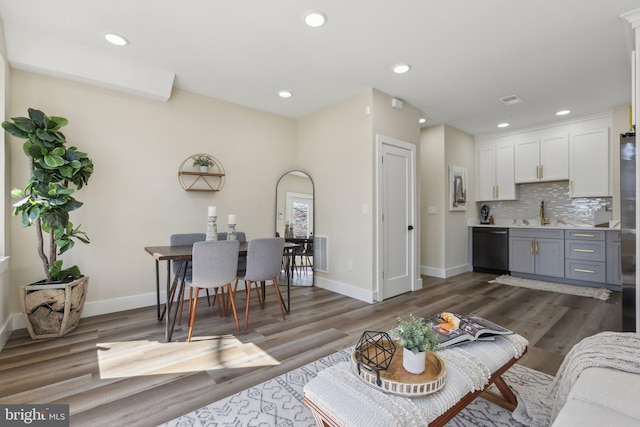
left=551, top=367, right=640, bottom=426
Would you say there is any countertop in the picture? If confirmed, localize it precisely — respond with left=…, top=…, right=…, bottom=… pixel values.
left=467, top=219, right=620, bottom=231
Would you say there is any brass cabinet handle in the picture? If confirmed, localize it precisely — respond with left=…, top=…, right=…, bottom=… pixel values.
left=574, top=268, right=595, bottom=274
left=536, top=165, right=539, bottom=179
left=570, top=180, right=573, bottom=195
left=530, top=240, right=534, bottom=254
left=574, top=233, right=595, bottom=238
left=496, top=186, right=499, bottom=199
left=574, top=249, right=596, bottom=253
left=535, top=240, right=539, bottom=254
left=540, top=164, right=543, bottom=179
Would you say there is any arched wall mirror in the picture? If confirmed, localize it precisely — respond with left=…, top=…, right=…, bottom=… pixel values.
left=276, top=171, right=314, bottom=284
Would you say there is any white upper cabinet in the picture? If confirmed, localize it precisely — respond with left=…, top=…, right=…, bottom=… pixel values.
left=476, top=143, right=517, bottom=201
left=569, top=127, right=610, bottom=198
left=514, top=134, right=569, bottom=183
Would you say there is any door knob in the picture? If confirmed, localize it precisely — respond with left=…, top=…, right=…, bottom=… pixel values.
left=408, top=225, right=414, bottom=230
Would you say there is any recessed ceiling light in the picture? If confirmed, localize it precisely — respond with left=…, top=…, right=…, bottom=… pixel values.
left=304, top=11, right=327, bottom=28
left=419, top=118, right=426, bottom=124
left=556, top=110, right=571, bottom=116
left=104, top=33, right=128, bottom=46
left=393, top=64, right=411, bottom=74
left=278, top=90, right=292, bottom=98
left=497, top=122, right=510, bottom=128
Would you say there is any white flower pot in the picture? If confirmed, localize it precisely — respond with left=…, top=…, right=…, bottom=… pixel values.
left=402, top=347, right=426, bottom=374
left=199, top=165, right=209, bottom=173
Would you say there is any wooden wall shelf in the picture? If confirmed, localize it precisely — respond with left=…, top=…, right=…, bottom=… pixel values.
left=178, top=154, right=226, bottom=192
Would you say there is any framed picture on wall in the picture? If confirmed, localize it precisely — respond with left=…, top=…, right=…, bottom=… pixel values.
left=449, top=165, right=467, bottom=211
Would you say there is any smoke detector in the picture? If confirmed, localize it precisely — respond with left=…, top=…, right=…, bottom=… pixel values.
left=499, top=94, right=523, bottom=106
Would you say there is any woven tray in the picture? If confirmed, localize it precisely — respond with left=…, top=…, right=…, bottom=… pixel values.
left=351, top=340, right=446, bottom=397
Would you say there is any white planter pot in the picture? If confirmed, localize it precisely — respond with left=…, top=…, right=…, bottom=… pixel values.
left=199, top=165, right=209, bottom=173
left=20, top=276, right=89, bottom=339
left=402, top=347, right=426, bottom=374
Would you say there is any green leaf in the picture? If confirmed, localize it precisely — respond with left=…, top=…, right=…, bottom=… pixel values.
left=48, top=116, right=68, bottom=130
left=28, top=108, right=46, bottom=127
left=11, top=189, right=26, bottom=198
left=44, top=154, right=65, bottom=167
left=2, top=122, right=30, bottom=139
left=24, top=141, right=42, bottom=158
left=51, top=147, right=65, bottom=156
left=41, top=209, right=69, bottom=230
left=11, top=117, right=36, bottom=133
left=36, top=128, right=57, bottom=142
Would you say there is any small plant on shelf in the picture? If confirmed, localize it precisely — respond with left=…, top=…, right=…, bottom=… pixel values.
left=192, top=155, right=215, bottom=168
left=396, top=314, right=439, bottom=354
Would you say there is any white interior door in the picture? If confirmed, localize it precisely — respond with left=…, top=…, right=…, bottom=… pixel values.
left=378, top=136, right=416, bottom=300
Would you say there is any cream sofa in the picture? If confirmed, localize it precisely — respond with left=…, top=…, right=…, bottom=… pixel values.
left=551, top=366, right=640, bottom=426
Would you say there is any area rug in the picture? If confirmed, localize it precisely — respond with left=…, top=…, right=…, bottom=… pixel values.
left=159, top=348, right=553, bottom=427
left=489, top=274, right=611, bottom=301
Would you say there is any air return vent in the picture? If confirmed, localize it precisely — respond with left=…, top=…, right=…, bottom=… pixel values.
left=313, top=235, right=329, bottom=273
left=499, top=94, right=523, bottom=105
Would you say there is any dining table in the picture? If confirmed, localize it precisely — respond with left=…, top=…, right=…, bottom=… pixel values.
left=144, top=240, right=298, bottom=342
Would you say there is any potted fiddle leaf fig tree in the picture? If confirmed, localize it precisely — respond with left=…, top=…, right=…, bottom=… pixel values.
left=2, top=108, right=94, bottom=339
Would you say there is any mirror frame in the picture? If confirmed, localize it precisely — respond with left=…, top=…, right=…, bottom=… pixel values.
left=275, top=170, right=314, bottom=239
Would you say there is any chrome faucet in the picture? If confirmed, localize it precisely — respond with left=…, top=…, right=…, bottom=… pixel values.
left=540, top=201, right=550, bottom=226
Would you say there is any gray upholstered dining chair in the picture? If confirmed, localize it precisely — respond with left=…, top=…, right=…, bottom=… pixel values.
left=170, top=233, right=207, bottom=323
left=186, top=240, right=241, bottom=341
left=234, top=237, right=286, bottom=330
left=218, top=231, right=247, bottom=273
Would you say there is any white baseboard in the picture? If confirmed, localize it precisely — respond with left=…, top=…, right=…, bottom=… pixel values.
left=421, top=264, right=468, bottom=279
left=314, top=277, right=374, bottom=304
left=8, top=290, right=166, bottom=334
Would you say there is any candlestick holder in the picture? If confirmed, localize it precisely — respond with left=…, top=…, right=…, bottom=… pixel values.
left=227, top=223, right=237, bottom=240
left=206, top=216, right=218, bottom=241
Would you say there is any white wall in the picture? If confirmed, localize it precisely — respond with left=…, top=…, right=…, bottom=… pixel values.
left=0, top=20, right=12, bottom=349
left=443, top=125, right=476, bottom=275
left=297, top=89, right=374, bottom=301
left=420, top=124, right=476, bottom=278
left=420, top=125, right=446, bottom=274
left=297, top=88, right=421, bottom=302
left=7, top=70, right=298, bottom=321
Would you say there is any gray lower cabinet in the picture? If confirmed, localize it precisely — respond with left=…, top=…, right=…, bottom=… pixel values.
left=509, top=229, right=565, bottom=278
left=505, top=227, right=621, bottom=289
left=565, top=230, right=606, bottom=283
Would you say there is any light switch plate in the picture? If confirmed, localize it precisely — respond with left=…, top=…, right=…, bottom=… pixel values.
left=428, top=206, right=438, bottom=215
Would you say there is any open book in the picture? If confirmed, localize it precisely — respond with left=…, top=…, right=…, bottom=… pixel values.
left=423, top=312, right=513, bottom=348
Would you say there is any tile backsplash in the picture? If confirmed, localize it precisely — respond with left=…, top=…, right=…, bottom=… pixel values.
left=481, top=181, right=612, bottom=224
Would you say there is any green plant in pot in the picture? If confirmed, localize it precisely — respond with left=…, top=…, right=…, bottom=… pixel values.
left=396, top=314, right=439, bottom=374
left=193, top=154, right=214, bottom=171
left=2, top=108, right=94, bottom=339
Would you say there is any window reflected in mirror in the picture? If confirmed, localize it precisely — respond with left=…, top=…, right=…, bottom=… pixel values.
left=276, top=171, right=314, bottom=238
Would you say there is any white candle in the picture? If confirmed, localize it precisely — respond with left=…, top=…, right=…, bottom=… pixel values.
left=228, top=214, right=236, bottom=224
left=208, top=206, right=216, bottom=217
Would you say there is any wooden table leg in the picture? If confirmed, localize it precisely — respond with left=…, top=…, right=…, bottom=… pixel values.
left=480, top=375, right=518, bottom=411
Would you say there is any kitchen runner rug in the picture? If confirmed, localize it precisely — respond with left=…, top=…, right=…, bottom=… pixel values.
left=160, top=349, right=553, bottom=427
left=489, top=274, right=611, bottom=301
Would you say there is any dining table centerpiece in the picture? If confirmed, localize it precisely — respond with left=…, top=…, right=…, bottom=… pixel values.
left=2, top=108, right=94, bottom=339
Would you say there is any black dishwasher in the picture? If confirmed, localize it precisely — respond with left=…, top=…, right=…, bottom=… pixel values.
left=472, top=227, right=509, bottom=274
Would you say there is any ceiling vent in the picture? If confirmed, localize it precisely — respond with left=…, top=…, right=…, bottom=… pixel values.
left=499, top=94, right=523, bottom=106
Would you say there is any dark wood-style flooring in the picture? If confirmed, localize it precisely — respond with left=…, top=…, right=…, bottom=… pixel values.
left=0, top=272, right=621, bottom=426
